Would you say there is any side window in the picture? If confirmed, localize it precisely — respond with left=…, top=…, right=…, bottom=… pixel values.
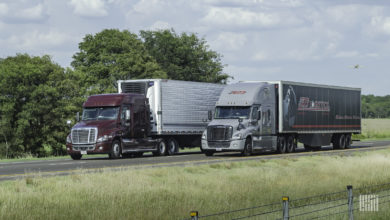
left=252, top=107, right=258, bottom=120
left=121, top=106, right=130, bottom=123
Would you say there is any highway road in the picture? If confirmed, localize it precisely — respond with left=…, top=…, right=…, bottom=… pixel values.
left=1, top=140, right=390, bottom=181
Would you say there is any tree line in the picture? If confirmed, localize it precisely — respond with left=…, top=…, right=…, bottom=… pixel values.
left=0, top=29, right=230, bottom=158
left=362, top=95, right=390, bottom=118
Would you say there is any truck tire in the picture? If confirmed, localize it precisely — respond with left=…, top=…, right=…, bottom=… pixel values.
left=277, top=136, right=286, bottom=154
left=286, top=136, right=294, bottom=153
left=109, top=140, right=121, bottom=159
left=241, top=138, right=252, bottom=156
left=333, top=134, right=346, bottom=150
left=70, top=153, right=82, bottom=160
left=345, top=134, right=352, bottom=149
left=204, top=151, right=214, bottom=156
left=167, top=138, right=179, bottom=156
left=153, top=140, right=167, bottom=156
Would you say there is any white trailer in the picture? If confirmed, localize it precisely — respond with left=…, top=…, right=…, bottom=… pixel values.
left=118, top=79, right=225, bottom=155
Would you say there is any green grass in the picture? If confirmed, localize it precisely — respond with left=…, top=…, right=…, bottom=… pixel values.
left=1, top=149, right=390, bottom=219
left=354, top=119, right=390, bottom=140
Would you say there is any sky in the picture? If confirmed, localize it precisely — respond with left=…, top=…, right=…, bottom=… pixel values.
left=0, top=0, right=390, bottom=95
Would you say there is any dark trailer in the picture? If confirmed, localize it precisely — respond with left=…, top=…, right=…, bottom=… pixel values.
left=279, top=81, right=361, bottom=148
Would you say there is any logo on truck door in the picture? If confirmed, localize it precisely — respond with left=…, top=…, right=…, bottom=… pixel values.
left=229, top=91, right=246, bottom=94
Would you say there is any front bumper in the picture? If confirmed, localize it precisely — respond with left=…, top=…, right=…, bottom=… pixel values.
left=66, top=141, right=112, bottom=155
left=201, top=139, right=246, bottom=152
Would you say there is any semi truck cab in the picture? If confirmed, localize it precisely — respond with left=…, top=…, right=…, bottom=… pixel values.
left=66, top=93, right=161, bottom=160
left=201, top=82, right=278, bottom=156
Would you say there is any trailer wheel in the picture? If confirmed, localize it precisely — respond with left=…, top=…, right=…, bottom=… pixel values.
left=277, top=136, right=286, bottom=154
left=339, top=135, right=346, bottom=149
left=70, top=153, right=82, bottom=160
left=204, top=151, right=214, bottom=156
left=109, top=140, right=121, bottom=159
left=241, top=138, right=252, bottom=156
left=167, top=138, right=179, bottom=155
left=286, top=136, right=294, bottom=153
left=334, top=134, right=346, bottom=150
left=345, top=134, right=352, bottom=149
left=153, top=140, right=167, bottom=156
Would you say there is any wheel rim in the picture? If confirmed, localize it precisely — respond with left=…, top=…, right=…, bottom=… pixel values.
left=113, top=143, right=120, bottom=156
left=281, top=140, right=286, bottom=153
left=159, top=142, right=166, bottom=154
left=287, top=137, right=293, bottom=152
left=168, top=140, right=176, bottom=154
left=340, top=135, right=345, bottom=149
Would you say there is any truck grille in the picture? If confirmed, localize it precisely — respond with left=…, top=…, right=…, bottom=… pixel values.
left=207, top=141, right=231, bottom=148
left=71, top=128, right=97, bottom=144
left=207, top=126, right=233, bottom=141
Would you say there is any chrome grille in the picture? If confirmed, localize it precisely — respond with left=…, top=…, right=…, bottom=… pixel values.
left=207, top=141, right=231, bottom=148
left=71, top=128, right=97, bottom=144
left=207, top=126, right=233, bottom=141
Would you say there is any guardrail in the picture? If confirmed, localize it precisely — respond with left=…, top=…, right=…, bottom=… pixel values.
left=185, top=182, right=390, bottom=220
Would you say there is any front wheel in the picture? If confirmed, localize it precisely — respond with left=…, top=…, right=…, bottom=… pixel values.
left=70, top=153, right=82, bottom=160
left=204, top=151, right=214, bottom=156
left=109, top=140, right=121, bottom=159
left=241, top=138, right=252, bottom=156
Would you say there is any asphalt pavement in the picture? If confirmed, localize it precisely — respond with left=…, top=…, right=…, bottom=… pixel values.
left=1, top=140, right=390, bottom=181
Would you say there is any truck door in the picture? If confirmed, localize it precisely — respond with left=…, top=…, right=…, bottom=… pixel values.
left=120, top=105, right=132, bottom=150
left=253, top=106, right=273, bottom=149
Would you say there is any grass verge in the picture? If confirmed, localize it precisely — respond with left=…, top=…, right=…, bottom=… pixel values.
left=1, top=148, right=390, bottom=219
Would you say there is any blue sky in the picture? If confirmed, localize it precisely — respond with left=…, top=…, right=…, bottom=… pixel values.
left=1, top=0, right=390, bottom=95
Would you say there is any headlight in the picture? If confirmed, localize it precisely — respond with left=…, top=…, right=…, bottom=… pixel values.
left=231, top=133, right=242, bottom=140
left=201, top=131, right=207, bottom=140
left=97, top=135, right=109, bottom=143
left=66, top=134, right=72, bottom=144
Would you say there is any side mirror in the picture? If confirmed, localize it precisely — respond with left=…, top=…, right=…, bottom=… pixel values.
left=208, top=110, right=212, bottom=121
left=66, top=120, right=72, bottom=128
left=257, top=111, right=261, bottom=120
left=76, top=112, right=80, bottom=122
left=238, top=118, right=243, bottom=123
left=126, top=109, right=131, bottom=121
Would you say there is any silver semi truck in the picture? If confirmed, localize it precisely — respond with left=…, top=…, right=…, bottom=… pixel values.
left=201, top=81, right=361, bottom=156
left=118, top=79, right=225, bottom=155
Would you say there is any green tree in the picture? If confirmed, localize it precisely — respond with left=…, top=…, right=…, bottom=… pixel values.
left=0, top=54, right=79, bottom=157
left=71, top=29, right=166, bottom=94
left=140, top=29, right=231, bottom=83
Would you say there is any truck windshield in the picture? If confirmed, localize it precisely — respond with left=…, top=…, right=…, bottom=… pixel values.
left=82, top=107, right=120, bottom=121
left=214, top=106, right=251, bottom=119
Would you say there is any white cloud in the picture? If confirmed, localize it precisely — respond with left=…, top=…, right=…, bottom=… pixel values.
left=203, top=7, right=280, bottom=28
left=0, top=3, right=8, bottom=16
left=18, top=4, right=46, bottom=20
left=70, top=0, right=108, bottom=17
left=252, top=51, right=269, bottom=61
left=370, top=16, right=390, bottom=35
left=133, top=0, right=167, bottom=14
left=212, top=32, right=247, bottom=51
left=334, top=51, right=359, bottom=58
left=149, top=21, right=171, bottom=30
left=8, top=30, right=73, bottom=50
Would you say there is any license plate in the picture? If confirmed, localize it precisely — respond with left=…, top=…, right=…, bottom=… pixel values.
left=81, top=151, right=87, bottom=155
left=216, top=148, right=222, bottom=152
